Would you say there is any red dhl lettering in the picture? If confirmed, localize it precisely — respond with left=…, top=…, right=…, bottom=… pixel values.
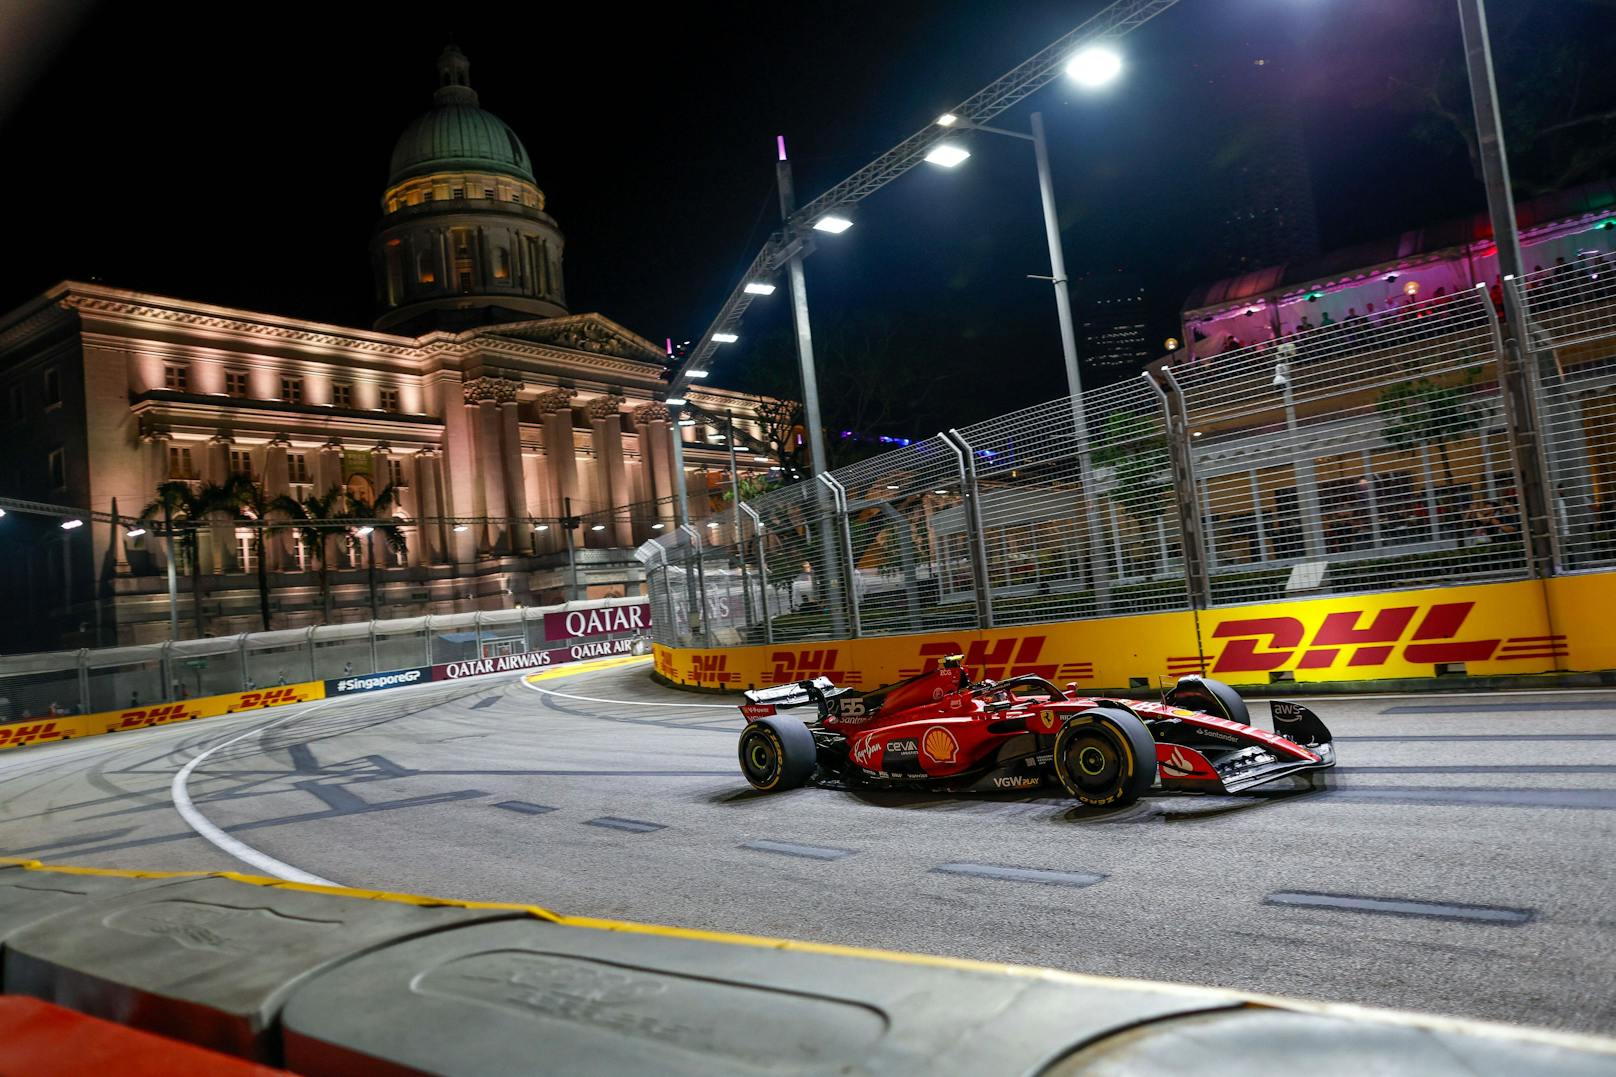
left=768, top=649, right=849, bottom=684
left=1209, top=602, right=1507, bottom=673
left=917, top=637, right=1061, bottom=682
left=235, top=688, right=300, bottom=709
left=0, top=722, right=68, bottom=747
left=691, top=654, right=739, bottom=686
left=116, top=704, right=200, bottom=729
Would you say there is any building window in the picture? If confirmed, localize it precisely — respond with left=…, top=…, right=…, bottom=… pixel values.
left=494, top=247, right=510, bottom=280
left=388, top=537, right=408, bottom=567
left=164, top=364, right=188, bottom=392
left=292, top=532, right=310, bottom=571
left=43, top=368, right=60, bottom=406
left=387, top=458, right=407, bottom=488
left=332, top=382, right=353, bottom=408
left=229, top=449, right=255, bottom=478
left=483, top=187, right=494, bottom=199
left=416, top=248, right=435, bottom=284
left=379, top=387, right=400, bottom=412
left=225, top=370, right=248, bottom=397
left=48, top=448, right=66, bottom=489
left=168, top=445, right=195, bottom=479
left=288, top=453, right=310, bottom=484
left=452, top=187, right=464, bottom=199
left=280, top=377, right=302, bottom=404
left=234, top=531, right=257, bottom=573
left=339, top=536, right=361, bottom=570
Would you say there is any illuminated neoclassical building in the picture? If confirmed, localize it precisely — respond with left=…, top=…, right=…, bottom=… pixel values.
left=0, top=46, right=771, bottom=649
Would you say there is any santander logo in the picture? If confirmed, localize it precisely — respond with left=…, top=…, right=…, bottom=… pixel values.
left=1160, top=746, right=1197, bottom=778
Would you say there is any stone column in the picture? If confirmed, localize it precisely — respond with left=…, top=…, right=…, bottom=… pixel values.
left=319, top=438, right=344, bottom=571
left=141, top=430, right=171, bottom=572
left=500, top=395, right=531, bottom=556
left=206, top=433, right=233, bottom=573
left=588, top=396, right=630, bottom=547
left=535, top=388, right=578, bottom=554
left=370, top=440, right=396, bottom=568
left=634, top=402, right=675, bottom=532
left=414, top=448, right=443, bottom=564
left=463, top=377, right=521, bottom=556
left=264, top=434, right=291, bottom=571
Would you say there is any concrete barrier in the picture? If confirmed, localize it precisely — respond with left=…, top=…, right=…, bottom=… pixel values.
left=0, top=861, right=200, bottom=947
left=0, top=873, right=528, bottom=1062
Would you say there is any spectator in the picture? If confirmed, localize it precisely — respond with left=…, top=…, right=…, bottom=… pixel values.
left=129, top=691, right=139, bottom=708
left=1489, top=278, right=1505, bottom=319
left=1319, top=311, right=1336, bottom=329
left=1297, top=315, right=1315, bottom=334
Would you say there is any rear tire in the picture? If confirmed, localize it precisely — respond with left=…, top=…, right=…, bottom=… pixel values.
left=1165, top=675, right=1250, bottom=727
left=738, top=716, right=817, bottom=792
left=1053, top=707, right=1157, bottom=807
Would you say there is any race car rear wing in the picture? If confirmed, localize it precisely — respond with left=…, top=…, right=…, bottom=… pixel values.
left=739, top=677, right=855, bottom=720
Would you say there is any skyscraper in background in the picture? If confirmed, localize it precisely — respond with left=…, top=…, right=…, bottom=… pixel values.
left=1076, top=271, right=1150, bottom=377
left=1205, top=57, right=1320, bottom=277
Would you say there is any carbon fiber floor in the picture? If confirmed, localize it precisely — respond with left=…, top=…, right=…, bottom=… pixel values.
left=2, top=662, right=1613, bottom=1035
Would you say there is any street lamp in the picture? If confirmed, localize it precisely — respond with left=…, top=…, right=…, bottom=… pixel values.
left=924, top=57, right=1123, bottom=607
left=812, top=214, right=853, bottom=234
left=923, top=143, right=971, bottom=168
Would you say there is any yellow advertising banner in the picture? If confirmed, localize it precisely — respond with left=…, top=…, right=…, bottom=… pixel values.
left=655, top=574, right=1614, bottom=692
left=0, top=681, right=326, bottom=753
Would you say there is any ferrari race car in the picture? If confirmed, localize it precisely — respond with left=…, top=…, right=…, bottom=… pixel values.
left=735, top=656, right=1334, bottom=807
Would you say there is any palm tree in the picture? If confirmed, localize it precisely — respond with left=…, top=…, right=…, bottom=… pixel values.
left=342, top=483, right=408, bottom=620
left=140, top=479, right=234, bottom=639
left=274, top=487, right=346, bottom=624
left=220, top=473, right=281, bottom=632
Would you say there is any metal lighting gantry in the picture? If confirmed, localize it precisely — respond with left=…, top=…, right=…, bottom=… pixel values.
left=664, top=0, right=1180, bottom=394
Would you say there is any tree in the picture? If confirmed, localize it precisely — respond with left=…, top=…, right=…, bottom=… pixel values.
left=1376, top=373, right=1481, bottom=488
left=275, top=487, right=345, bottom=624
left=140, top=479, right=234, bottom=639
left=220, top=473, right=281, bottom=632
left=341, top=483, right=408, bottom=620
left=1091, top=411, right=1170, bottom=500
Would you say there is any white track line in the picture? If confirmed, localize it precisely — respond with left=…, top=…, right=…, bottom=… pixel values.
left=170, top=700, right=341, bottom=886
left=522, top=680, right=736, bottom=709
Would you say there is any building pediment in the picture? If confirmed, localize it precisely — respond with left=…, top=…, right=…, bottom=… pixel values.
left=470, top=313, right=667, bottom=364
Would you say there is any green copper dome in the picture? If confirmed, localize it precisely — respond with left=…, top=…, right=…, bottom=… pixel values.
left=386, top=46, right=535, bottom=188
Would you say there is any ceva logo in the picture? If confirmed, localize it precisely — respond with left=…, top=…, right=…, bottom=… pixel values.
left=1206, top=601, right=1563, bottom=673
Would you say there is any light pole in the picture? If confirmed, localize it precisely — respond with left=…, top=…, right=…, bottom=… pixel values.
left=559, top=496, right=582, bottom=601
left=933, top=105, right=1115, bottom=609
left=1273, top=358, right=1325, bottom=560
left=355, top=525, right=378, bottom=619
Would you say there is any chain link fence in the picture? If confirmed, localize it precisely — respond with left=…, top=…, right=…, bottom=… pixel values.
left=642, top=281, right=1616, bottom=650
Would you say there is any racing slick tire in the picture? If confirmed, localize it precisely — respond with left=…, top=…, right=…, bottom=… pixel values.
left=1164, top=675, right=1250, bottom=727
left=1053, top=706, right=1157, bottom=808
left=738, top=716, right=817, bottom=792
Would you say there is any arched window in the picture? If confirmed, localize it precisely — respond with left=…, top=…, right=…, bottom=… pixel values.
left=416, top=247, right=435, bottom=284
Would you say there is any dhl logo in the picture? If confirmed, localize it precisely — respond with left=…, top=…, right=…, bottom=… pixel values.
left=0, top=721, right=70, bottom=749
left=910, top=637, right=1093, bottom=684
left=231, top=688, right=304, bottom=711
left=114, top=704, right=202, bottom=730
left=654, top=649, right=678, bottom=679
left=691, top=654, right=740, bottom=687
left=768, top=649, right=855, bottom=685
left=1205, top=601, right=1564, bottom=673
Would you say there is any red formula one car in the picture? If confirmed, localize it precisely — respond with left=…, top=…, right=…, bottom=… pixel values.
left=735, top=656, right=1334, bottom=807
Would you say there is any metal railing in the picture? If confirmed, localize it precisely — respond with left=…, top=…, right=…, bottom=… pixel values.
left=0, top=597, right=648, bottom=722
left=643, top=277, right=1616, bottom=650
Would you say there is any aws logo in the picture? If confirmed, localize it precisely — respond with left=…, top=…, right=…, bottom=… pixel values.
left=911, top=637, right=1093, bottom=684
left=1205, top=602, right=1563, bottom=673
left=768, top=649, right=852, bottom=685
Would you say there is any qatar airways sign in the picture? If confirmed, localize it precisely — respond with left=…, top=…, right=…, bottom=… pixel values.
left=544, top=602, right=650, bottom=642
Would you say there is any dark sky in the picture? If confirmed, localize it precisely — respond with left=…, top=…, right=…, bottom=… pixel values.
left=2, top=0, right=1608, bottom=429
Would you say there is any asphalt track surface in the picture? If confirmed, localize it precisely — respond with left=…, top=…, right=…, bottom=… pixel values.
left=3, top=658, right=1615, bottom=1036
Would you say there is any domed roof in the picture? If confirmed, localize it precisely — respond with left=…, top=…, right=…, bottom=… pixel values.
left=386, top=46, right=535, bottom=188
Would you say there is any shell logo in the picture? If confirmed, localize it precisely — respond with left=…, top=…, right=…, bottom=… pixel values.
left=922, top=726, right=959, bottom=764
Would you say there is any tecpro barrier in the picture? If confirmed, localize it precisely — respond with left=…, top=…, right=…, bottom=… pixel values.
left=652, top=571, right=1616, bottom=691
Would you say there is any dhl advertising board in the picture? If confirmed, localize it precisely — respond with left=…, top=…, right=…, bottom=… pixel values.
left=0, top=682, right=325, bottom=753
left=655, top=573, right=1616, bottom=692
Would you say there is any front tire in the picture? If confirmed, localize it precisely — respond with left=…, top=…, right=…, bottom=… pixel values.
left=738, top=717, right=817, bottom=792
left=1053, top=707, right=1157, bottom=807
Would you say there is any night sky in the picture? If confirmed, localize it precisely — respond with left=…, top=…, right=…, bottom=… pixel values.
left=2, top=0, right=1609, bottom=430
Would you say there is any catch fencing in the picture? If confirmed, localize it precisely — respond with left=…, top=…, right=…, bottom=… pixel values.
left=644, top=270, right=1616, bottom=649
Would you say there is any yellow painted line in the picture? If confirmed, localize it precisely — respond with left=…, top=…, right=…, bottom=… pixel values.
left=524, top=653, right=650, bottom=683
